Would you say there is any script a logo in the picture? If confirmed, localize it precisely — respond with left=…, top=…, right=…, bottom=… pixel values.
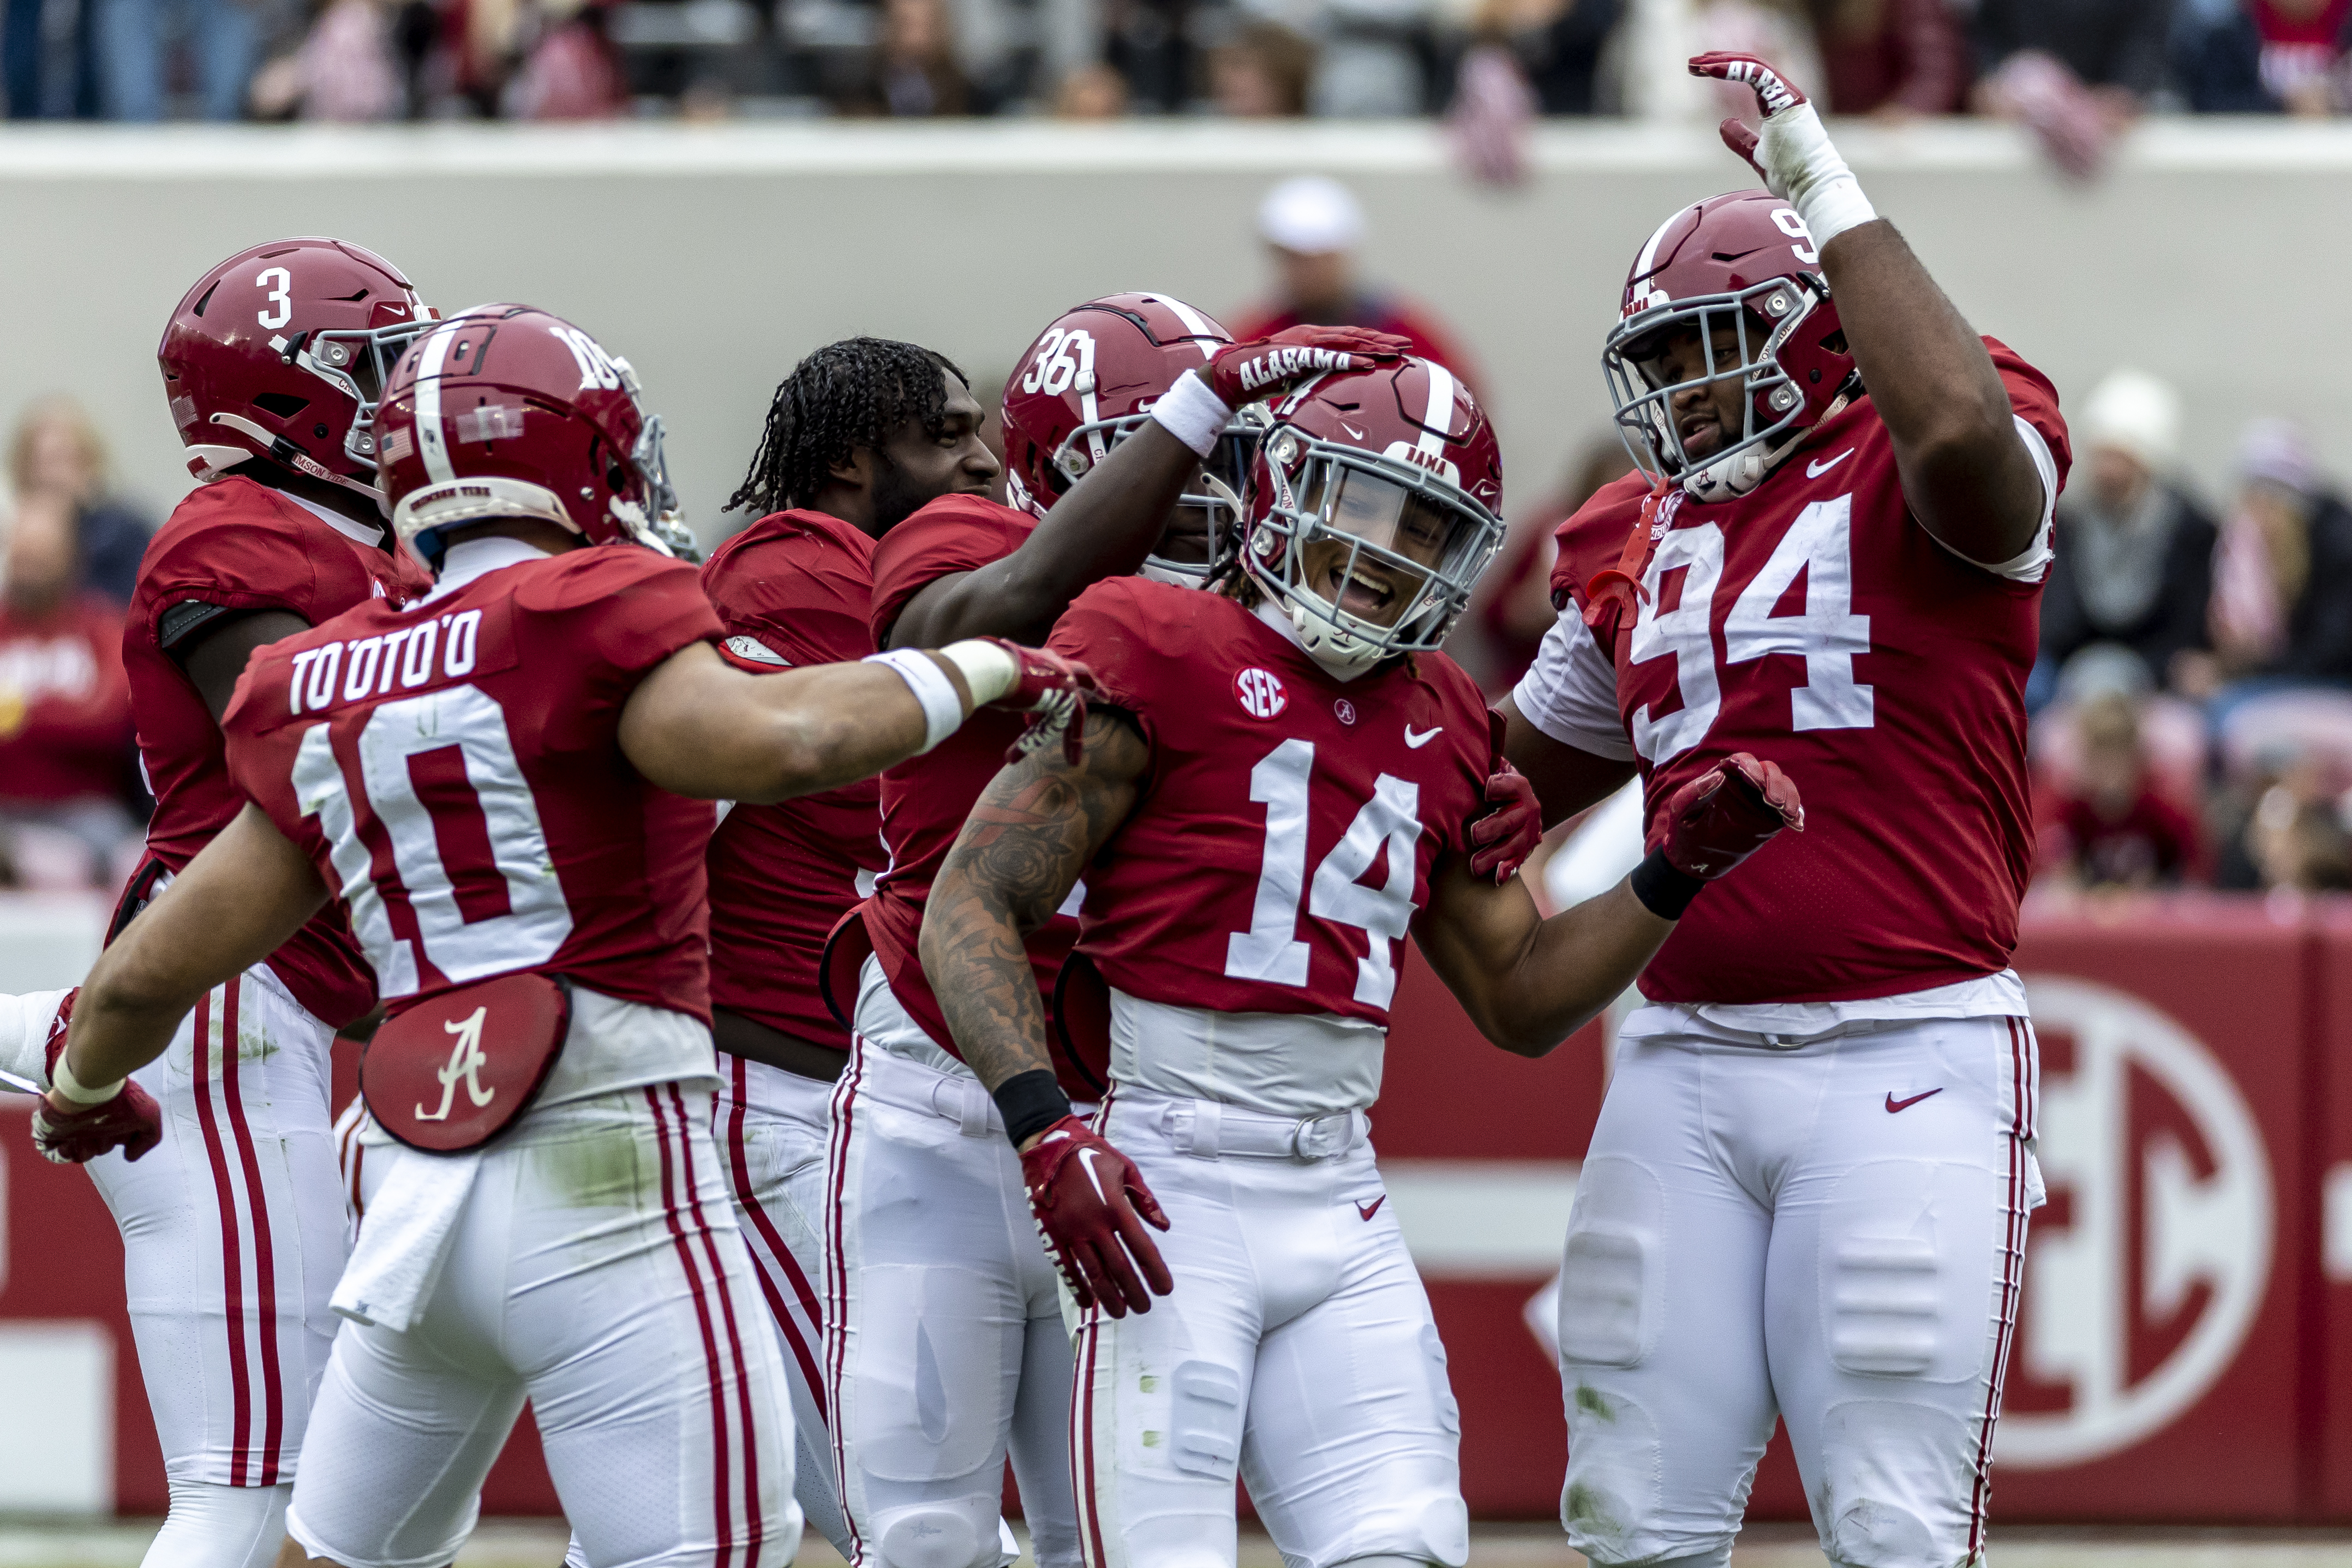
left=1234, top=667, right=1288, bottom=720
left=414, top=1004, right=497, bottom=1122
left=1996, top=976, right=2272, bottom=1469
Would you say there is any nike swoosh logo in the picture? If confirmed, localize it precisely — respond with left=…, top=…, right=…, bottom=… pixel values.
left=1405, top=725, right=1441, bottom=749
left=1357, top=1195, right=1386, bottom=1221
left=1806, top=448, right=1856, bottom=479
left=1074, top=1146, right=1116, bottom=1205
left=1885, top=1088, right=1944, bottom=1114
left=1342, top=422, right=1367, bottom=439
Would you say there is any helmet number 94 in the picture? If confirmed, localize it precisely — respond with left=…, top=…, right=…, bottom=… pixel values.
left=1020, top=328, right=1096, bottom=397
left=256, top=266, right=293, bottom=331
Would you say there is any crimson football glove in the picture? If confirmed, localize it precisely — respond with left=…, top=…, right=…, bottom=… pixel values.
left=35, top=994, right=163, bottom=1166
left=974, top=639, right=1104, bottom=767
left=1468, top=763, right=1543, bottom=884
left=1020, top=1115, right=1172, bottom=1318
left=1201, top=325, right=1413, bottom=410
left=1647, top=752, right=1804, bottom=881
left=1689, top=52, right=1877, bottom=246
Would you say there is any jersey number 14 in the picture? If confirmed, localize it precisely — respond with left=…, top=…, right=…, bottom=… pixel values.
left=1224, top=738, right=1422, bottom=1009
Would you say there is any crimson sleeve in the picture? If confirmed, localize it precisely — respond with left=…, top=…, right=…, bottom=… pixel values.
left=867, top=499, right=1033, bottom=645
left=704, top=538, right=873, bottom=669
left=136, top=510, right=320, bottom=641
left=1986, top=337, right=2072, bottom=494
left=1045, top=580, right=1164, bottom=761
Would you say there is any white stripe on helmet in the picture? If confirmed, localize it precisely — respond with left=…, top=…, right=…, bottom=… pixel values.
left=1149, top=294, right=1225, bottom=360
left=1417, top=361, right=1457, bottom=458
left=412, top=322, right=460, bottom=484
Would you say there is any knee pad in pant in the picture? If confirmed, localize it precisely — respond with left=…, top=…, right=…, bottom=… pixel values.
left=868, top=1501, right=1012, bottom=1568
left=1813, top=1399, right=1973, bottom=1568
left=142, top=1480, right=289, bottom=1568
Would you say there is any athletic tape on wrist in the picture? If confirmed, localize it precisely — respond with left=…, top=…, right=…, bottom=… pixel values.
left=863, top=648, right=965, bottom=754
left=1629, top=849, right=1706, bottom=921
left=1766, top=103, right=1877, bottom=248
left=992, top=1068, right=1074, bottom=1150
left=1148, top=370, right=1232, bottom=459
left=51, top=1051, right=123, bottom=1106
left=939, top=639, right=1019, bottom=707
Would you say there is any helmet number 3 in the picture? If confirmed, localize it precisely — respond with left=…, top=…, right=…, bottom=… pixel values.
left=256, top=266, right=293, bottom=331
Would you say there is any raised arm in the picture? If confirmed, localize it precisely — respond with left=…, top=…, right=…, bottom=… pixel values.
left=1693, top=54, right=2048, bottom=567
left=1416, top=753, right=1804, bottom=1054
left=886, top=328, right=1410, bottom=649
left=619, top=639, right=1095, bottom=804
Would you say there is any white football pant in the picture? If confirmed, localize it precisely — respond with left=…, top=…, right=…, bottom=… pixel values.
left=1073, top=1087, right=1469, bottom=1568
left=717, top=1052, right=854, bottom=1556
left=830, top=957, right=1079, bottom=1568
left=82, top=963, right=346, bottom=1568
left=288, top=1085, right=800, bottom=1568
left=1558, top=1014, right=2041, bottom=1568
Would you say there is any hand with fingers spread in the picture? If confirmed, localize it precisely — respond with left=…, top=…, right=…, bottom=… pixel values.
left=1649, top=752, right=1805, bottom=881
left=34, top=995, right=164, bottom=1166
left=1688, top=52, right=1877, bottom=250
left=1469, top=763, right=1543, bottom=884
left=1201, top=325, right=1414, bottom=410
left=971, top=638, right=1104, bottom=765
left=1021, top=1115, right=1173, bottom=1317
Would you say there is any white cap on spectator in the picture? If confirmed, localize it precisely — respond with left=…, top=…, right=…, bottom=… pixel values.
left=2240, top=417, right=2320, bottom=497
left=1259, top=176, right=1364, bottom=255
left=2080, top=368, right=2179, bottom=474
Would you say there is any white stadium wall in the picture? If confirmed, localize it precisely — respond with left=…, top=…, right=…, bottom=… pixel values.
left=1, top=118, right=2348, bottom=543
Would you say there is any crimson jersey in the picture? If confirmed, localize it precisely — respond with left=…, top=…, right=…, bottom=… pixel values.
left=125, top=476, right=432, bottom=1025
left=223, top=548, right=723, bottom=1021
left=1545, top=339, right=2070, bottom=1006
left=1049, top=579, right=1496, bottom=1025
left=702, top=510, right=888, bottom=1048
left=861, top=493, right=1097, bottom=1091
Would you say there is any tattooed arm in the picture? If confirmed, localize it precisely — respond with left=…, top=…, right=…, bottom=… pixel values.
left=921, top=710, right=1153, bottom=1110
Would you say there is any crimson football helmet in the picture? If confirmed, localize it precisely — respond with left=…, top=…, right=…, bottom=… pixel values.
left=1242, top=357, right=1505, bottom=672
left=374, top=304, right=689, bottom=570
left=1602, top=190, right=1858, bottom=500
left=1000, top=292, right=1253, bottom=586
left=159, top=238, right=434, bottom=499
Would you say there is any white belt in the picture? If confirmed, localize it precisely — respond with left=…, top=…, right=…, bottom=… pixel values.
left=1129, top=1090, right=1369, bottom=1163
left=854, top=1042, right=1098, bottom=1140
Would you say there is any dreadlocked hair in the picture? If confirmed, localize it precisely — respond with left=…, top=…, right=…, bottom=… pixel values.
left=727, top=337, right=971, bottom=517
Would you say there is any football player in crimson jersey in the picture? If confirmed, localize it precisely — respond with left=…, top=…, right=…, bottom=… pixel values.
left=919, top=360, right=1803, bottom=1568
left=1498, top=58, right=2067, bottom=1568
left=822, top=295, right=1435, bottom=1568
left=0, top=238, right=439, bottom=1568
left=32, top=304, right=1103, bottom=1568
left=696, top=336, right=1005, bottom=1558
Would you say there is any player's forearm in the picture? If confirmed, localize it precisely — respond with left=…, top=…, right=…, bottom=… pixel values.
left=1818, top=223, right=2042, bottom=557
left=67, top=807, right=326, bottom=1086
left=888, top=424, right=1199, bottom=649
left=921, top=889, right=1060, bottom=1093
left=1484, top=882, right=1674, bottom=1055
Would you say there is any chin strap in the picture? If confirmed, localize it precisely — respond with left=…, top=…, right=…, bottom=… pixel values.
left=1581, top=476, right=1681, bottom=639
left=1684, top=391, right=1854, bottom=503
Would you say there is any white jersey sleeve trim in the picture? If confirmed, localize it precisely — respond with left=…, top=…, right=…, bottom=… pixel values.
left=1929, top=416, right=2057, bottom=584
left=1510, top=612, right=1637, bottom=762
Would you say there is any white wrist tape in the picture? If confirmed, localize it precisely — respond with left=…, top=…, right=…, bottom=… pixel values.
left=1148, top=370, right=1233, bottom=459
left=1761, top=102, right=1877, bottom=248
left=865, top=648, right=966, bottom=754
left=51, top=1050, right=123, bottom=1106
left=0, top=988, right=70, bottom=1086
left=939, top=639, right=1020, bottom=707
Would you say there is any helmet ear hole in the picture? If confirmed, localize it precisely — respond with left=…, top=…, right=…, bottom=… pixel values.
left=255, top=392, right=309, bottom=420
left=607, top=463, right=629, bottom=492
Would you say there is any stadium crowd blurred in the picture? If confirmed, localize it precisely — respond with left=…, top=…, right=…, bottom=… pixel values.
left=0, top=0, right=2346, bottom=128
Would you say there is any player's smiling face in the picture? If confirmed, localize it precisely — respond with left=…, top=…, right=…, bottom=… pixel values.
left=1645, top=315, right=1759, bottom=464
left=1296, top=466, right=1454, bottom=628
left=867, top=369, right=998, bottom=530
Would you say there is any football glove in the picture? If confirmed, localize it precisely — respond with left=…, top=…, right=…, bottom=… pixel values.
left=1020, top=1115, right=1172, bottom=1318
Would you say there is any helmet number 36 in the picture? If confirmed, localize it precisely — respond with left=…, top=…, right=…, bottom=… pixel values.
left=1629, top=495, right=1874, bottom=765
left=1021, top=328, right=1096, bottom=397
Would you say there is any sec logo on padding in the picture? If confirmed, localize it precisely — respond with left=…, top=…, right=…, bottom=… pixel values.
left=1234, top=667, right=1287, bottom=719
